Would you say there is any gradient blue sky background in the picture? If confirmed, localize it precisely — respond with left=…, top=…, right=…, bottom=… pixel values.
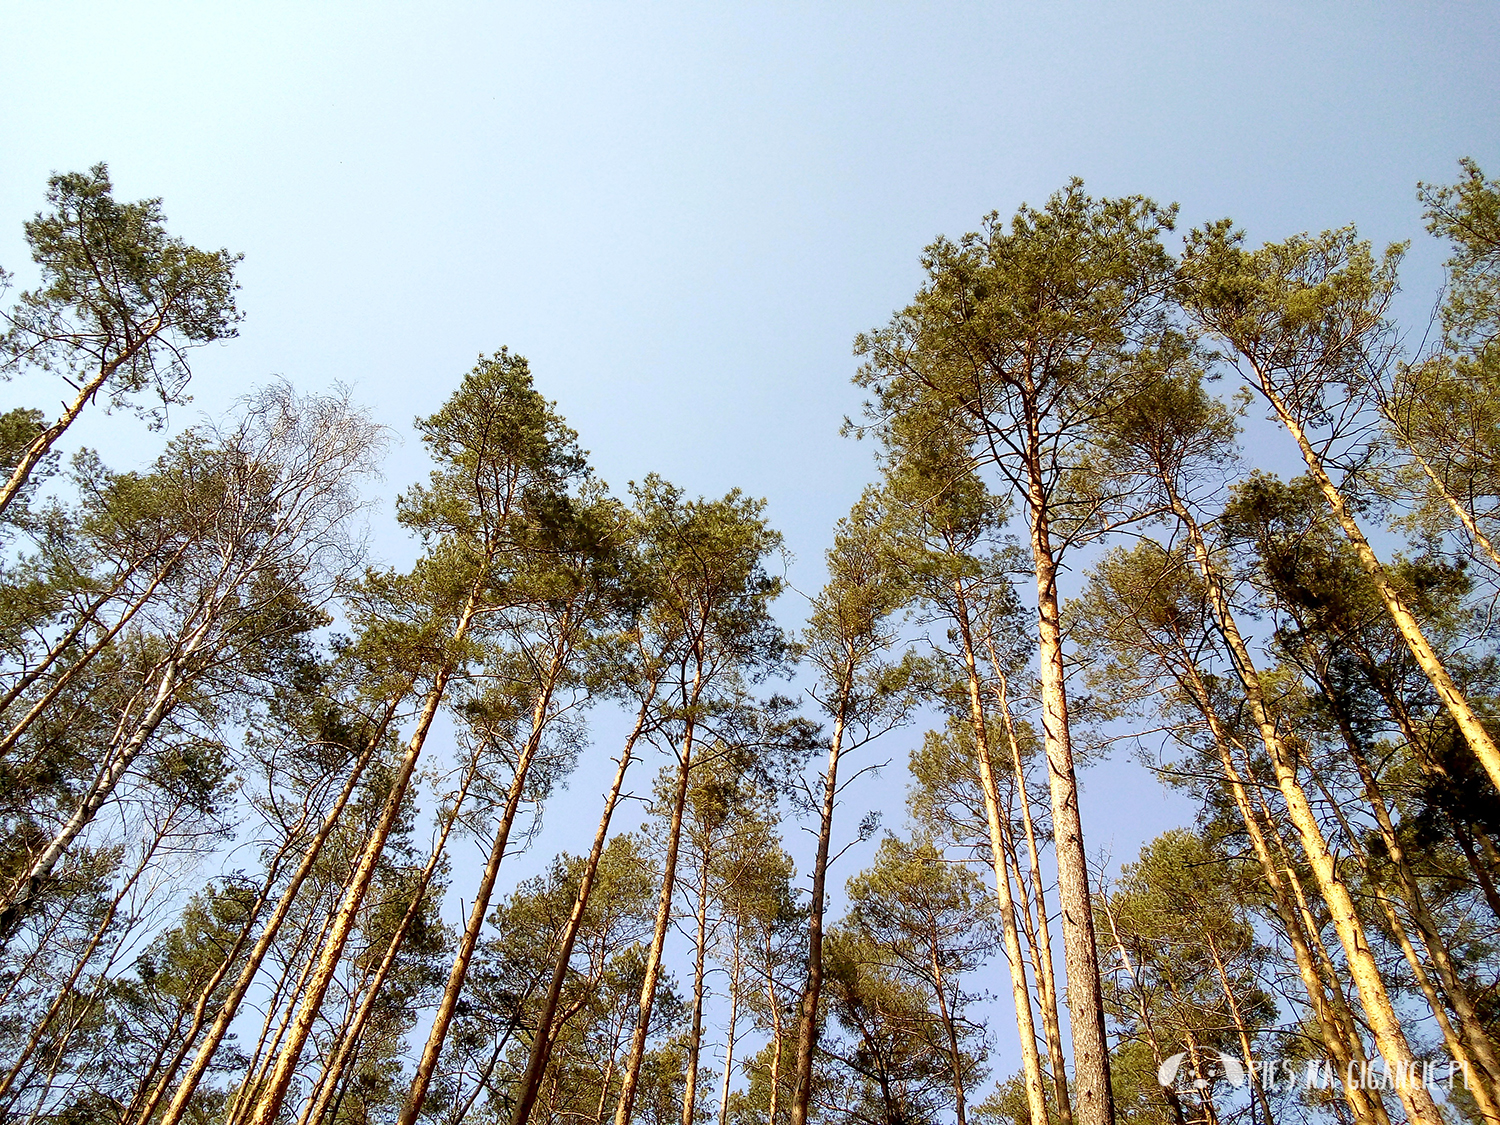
left=3, top=0, right=1499, bottom=1084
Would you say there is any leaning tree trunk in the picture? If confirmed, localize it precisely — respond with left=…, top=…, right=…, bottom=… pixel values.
left=149, top=703, right=393, bottom=1125
left=1265, top=384, right=1500, bottom=801
left=1173, top=655, right=1387, bottom=1125
left=614, top=667, right=703, bottom=1125
left=1172, top=489, right=1444, bottom=1125
left=984, top=651, right=1074, bottom=1125
left=300, top=750, right=478, bottom=1125
left=243, top=580, right=485, bottom=1125
left=511, top=686, right=658, bottom=1125
left=398, top=648, right=567, bottom=1125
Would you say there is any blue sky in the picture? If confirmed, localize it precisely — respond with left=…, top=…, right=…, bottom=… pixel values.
left=3, top=0, right=1498, bottom=1092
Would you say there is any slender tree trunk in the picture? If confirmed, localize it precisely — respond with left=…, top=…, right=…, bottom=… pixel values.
left=0, top=342, right=152, bottom=520
left=787, top=667, right=850, bottom=1125
left=233, top=893, right=345, bottom=1125
left=1304, top=733, right=1500, bottom=1123
left=682, top=842, right=713, bottom=1125
left=1174, top=656, right=1384, bottom=1125
left=1308, top=655, right=1500, bottom=1100
left=0, top=623, right=207, bottom=942
left=1265, top=386, right=1500, bottom=799
left=301, top=752, right=478, bottom=1125
left=1454, top=826, right=1500, bottom=920
left=244, top=580, right=485, bottom=1125
left=718, top=924, right=743, bottom=1125
left=1172, top=491, right=1443, bottom=1125
left=1382, top=405, right=1500, bottom=572
left=929, top=950, right=968, bottom=1125
left=154, top=703, right=394, bottom=1125
left=0, top=541, right=187, bottom=735
left=398, top=647, right=567, bottom=1125
left=767, top=930, right=785, bottom=1125
left=131, top=819, right=309, bottom=1125
left=0, top=827, right=166, bottom=1105
left=511, top=689, right=657, bottom=1125
left=985, top=654, right=1073, bottom=1125
left=1100, top=895, right=1188, bottom=1125
left=1025, top=476, right=1115, bottom=1125
left=1203, top=931, right=1273, bottom=1125
left=954, top=587, right=1048, bottom=1125
left=615, top=669, right=703, bottom=1125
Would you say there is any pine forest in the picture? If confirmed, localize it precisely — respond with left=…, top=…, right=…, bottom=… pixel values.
left=2, top=157, right=1500, bottom=1125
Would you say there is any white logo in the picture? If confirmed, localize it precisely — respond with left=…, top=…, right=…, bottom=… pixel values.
left=1158, top=1049, right=1247, bottom=1090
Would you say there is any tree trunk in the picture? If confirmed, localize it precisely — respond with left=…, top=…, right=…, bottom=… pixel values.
left=0, top=828, right=166, bottom=1105
left=929, top=949, right=969, bottom=1125
left=0, top=342, right=149, bottom=520
left=953, top=586, right=1048, bottom=1125
left=1025, top=476, right=1115, bottom=1125
left=767, top=931, right=785, bottom=1125
left=988, top=655, right=1074, bottom=1125
left=1267, top=387, right=1500, bottom=800
left=1172, top=491, right=1444, bottom=1125
left=787, top=666, right=849, bottom=1125
left=682, top=841, right=713, bottom=1125
left=511, top=689, right=657, bottom=1125
left=1307, top=655, right=1500, bottom=1102
left=614, top=670, right=702, bottom=1125
left=154, top=702, right=394, bottom=1125
left=398, top=649, right=566, bottom=1125
left=0, top=621, right=208, bottom=942
left=1382, top=403, right=1500, bottom=572
left=243, top=580, right=484, bottom=1125
left=1203, top=931, right=1273, bottom=1125
left=1100, top=895, right=1188, bottom=1125
left=1174, top=656, right=1385, bottom=1125
left=300, top=751, right=478, bottom=1125
left=718, top=924, right=743, bottom=1125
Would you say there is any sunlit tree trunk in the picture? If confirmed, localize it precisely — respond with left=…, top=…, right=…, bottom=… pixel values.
left=1171, top=492, right=1443, bottom=1125
left=615, top=667, right=703, bottom=1125
left=682, top=841, right=713, bottom=1125
left=1265, top=388, right=1500, bottom=801
left=987, top=656, right=1073, bottom=1125
left=952, top=586, right=1048, bottom=1125
left=1026, top=462, right=1115, bottom=1125
left=244, top=581, right=485, bottom=1125
left=787, top=673, right=848, bottom=1125
left=511, top=689, right=657, bottom=1125
left=399, top=645, right=569, bottom=1125
left=154, top=703, right=394, bottom=1125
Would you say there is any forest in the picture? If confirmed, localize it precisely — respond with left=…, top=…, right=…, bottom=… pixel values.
left=0, top=157, right=1497, bottom=1125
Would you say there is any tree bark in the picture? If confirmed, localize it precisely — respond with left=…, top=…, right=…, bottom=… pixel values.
left=153, top=702, right=394, bottom=1125
left=510, top=689, right=657, bottom=1125
left=1172, top=491, right=1444, bottom=1125
left=398, top=645, right=567, bottom=1125
left=681, top=839, right=714, bottom=1125
left=614, top=669, right=702, bottom=1125
left=988, top=657, right=1074, bottom=1125
left=243, top=580, right=484, bottom=1125
left=953, top=585, right=1049, bottom=1125
left=1026, top=473, right=1115, bottom=1125
left=787, top=666, right=849, bottom=1125
left=1266, top=386, right=1500, bottom=802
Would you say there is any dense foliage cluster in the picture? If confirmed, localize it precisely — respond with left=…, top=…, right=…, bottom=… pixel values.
left=1, top=160, right=1497, bottom=1125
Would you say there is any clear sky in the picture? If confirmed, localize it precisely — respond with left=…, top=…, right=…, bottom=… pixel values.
left=3, top=0, right=1498, bottom=1084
